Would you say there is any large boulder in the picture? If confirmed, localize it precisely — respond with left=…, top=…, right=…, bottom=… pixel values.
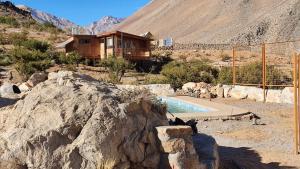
left=182, top=82, right=197, bottom=92
left=0, top=71, right=169, bottom=169
left=26, top=72, right=48, bottom=87
left=18, top=83, right=31, bottom=93
left=223, top=85, right=233, bottom=98
left=247, top=87, right=265, bottom=102
left=156, top=126, right=201, bottom=169
left=0, top=83, right=21, bottom=97
left=228, top=86, right=248, bottom=99
left=266, top=89, right=282, bottom=103
left=280, top=87, right=293, bottom=104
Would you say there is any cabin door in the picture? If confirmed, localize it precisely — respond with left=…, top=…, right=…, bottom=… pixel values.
left=100, top=40, right=105, bottom=60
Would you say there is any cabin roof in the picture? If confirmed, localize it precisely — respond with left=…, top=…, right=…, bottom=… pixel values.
left=56, top=37, right=74, bottom=48
left=97, top=31, right=151, bottom=40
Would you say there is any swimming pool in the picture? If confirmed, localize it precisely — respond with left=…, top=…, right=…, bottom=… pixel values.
left=158, top=96, right=213, bottom=113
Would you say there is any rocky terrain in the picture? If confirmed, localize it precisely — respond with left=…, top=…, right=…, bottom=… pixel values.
left=116, top=0, right=300, bottom=44
left=0, top=71, right=168, bottom=168
left=16, top=5, right=80, bottom=31
left=16, top=4, right=124, bottom=34
left=0, top=1, right=32, bottom=24
left=0, top=1, right=68, bottom=44
left=0, top=71, right=219, bottom=169
left=85, top=16, right=124, bottom=34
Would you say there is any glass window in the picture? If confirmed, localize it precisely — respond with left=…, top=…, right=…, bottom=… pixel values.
left=79, top=39, right=90, bottom=44
left=107, top=37, right=113, bottom=48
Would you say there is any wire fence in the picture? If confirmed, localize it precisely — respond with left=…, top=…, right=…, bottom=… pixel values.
left=172, top=39, right=300, bottom=154
left=232, top=40, right=297, bottom=88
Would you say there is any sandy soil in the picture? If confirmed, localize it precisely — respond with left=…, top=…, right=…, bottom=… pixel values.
left=197, top=98, right=300, bottom=169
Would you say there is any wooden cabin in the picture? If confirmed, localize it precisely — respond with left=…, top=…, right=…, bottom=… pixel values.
left=57, top=31, right=152, bottom=61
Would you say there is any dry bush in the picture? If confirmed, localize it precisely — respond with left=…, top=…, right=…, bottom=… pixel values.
left=96, top=159, right=116, bottom=169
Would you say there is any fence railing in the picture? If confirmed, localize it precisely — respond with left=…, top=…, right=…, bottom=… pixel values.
left=231, top=40, right=300, bottom=154
left=170, top=39, right=300, bottom=154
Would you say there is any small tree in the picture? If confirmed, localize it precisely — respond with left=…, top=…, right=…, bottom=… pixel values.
left=100, top=56, right=134, bottom=83
left=161, top=60, right=218, bottom=90
left=59, top=52, right=81, bottom=65
left=10, top=47, right=51, bottom=79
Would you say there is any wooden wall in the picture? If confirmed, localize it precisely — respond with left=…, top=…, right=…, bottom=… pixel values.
left=66, top=34, right=151, bottom=61
left=67, top=36, right=100, bottom=59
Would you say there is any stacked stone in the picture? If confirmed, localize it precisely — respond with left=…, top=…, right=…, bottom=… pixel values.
left=156, top=126, right=202, bottom=169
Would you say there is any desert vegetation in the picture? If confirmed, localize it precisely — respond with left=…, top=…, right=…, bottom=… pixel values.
left=160, top=60, right=218, bottom=90
left=0, top=30, right=78, bottom=80
left=0, top=16, right=19, bottom=27
left=100, top=56, right=135, bottom=83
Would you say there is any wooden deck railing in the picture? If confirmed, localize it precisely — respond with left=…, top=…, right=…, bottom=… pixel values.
left=115, top=48, right=151, bottom=59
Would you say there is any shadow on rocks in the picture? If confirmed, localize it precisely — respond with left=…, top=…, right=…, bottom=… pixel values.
left=0, top=97, right=19, bottom=108
left=192, top=133, right=219, bottom=169
left=218, top=146, right=298, bottom=169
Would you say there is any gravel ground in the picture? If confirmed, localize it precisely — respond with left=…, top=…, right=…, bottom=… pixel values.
left=197, top=98, right=300, bottom=169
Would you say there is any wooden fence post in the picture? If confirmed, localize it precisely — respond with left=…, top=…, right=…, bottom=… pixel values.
left=232, top=47, right=236, bottom=85
left=262, top=43, right=266, bottom=103
left=297, top=53, right=300, bottom=154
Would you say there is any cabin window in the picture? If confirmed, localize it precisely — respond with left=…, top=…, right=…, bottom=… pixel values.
left=79, top=39, right=90, bottom=44
left=107, top=37, right=113, bottom=48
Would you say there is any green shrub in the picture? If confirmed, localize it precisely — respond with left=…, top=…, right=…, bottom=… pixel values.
left=100, top=56, right=134, bottom=83
left=161, top=60, right=218, bottom=90
left=218, top=62, right=286, bottom=85
left=144, top=75, right=169, bottom=84
left=33, top=22, right=63, bottom=33
left=10, top=47, right=52, bottom=79
left=9, top=31, right=29, bottom=46
left=0, top=32, right=5, bottom=45
left=0, top=16, right=19, bottom=27
left=58, top=52, right=81, bottom=65
left=218, top=67, right=233, bottom=84
left=0, top=53, right=13, bottom=66
left=21, top=20, right=37, bottom=29
left=20, top=39, right=50, bottom=52
left=236, top=62, right=263, bottom=84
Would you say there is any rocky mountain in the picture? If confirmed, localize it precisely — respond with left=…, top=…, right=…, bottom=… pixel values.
left=16, top=5, right=79, bottom=30
left=0, top=1, right=32, bottom=21
left=85, top=16, right=124, bottom=34
left=16, top=5, right=124, bottom=34
left=115, top=0, right=300, bottom=45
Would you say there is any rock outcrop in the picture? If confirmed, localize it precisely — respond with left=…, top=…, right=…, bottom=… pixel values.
left=0, top=71, right=169, bottom=169
left=156, top=126, right=201, bottom=169
left=117, top=84, right=175, bottom=96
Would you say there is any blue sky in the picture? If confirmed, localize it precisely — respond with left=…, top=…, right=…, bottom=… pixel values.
left=9, top=0, right=149, bottom=26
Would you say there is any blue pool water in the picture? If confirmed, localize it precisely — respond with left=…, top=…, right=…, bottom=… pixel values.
left=158, top=97, right=211, bottom=113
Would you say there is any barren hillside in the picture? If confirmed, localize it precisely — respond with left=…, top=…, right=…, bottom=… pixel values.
left=116, top=0, right=300, bottom=45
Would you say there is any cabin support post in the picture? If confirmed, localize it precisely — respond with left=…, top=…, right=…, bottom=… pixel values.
left=104, top=37, right=107, bottom=59
left=112, top=35, right=115, bottom=57
left=121, top=32, right=124, bottom=58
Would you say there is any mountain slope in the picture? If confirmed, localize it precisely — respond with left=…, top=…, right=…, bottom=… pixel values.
left=0, top=1, right=68, bottom=44
left=85, top=16, right=124, bottom=34
left=16, top=5, right=79, bottom=30
left=115, top=0, right=300, bottom=44
left=17, top=5, right=124, bottom=34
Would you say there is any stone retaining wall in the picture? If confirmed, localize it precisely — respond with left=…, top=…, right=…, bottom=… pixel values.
left=117, top=83, right=294, bottom=104
left=224, top=85, right=294, bottom=104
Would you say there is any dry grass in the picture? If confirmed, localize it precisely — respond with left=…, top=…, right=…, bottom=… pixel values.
left=96, top=159, right=116, bottom=169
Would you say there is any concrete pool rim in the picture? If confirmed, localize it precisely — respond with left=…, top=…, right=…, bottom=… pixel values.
left=163, top=96, right=250, bottom=119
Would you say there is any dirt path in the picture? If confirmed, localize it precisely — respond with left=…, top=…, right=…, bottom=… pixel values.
left=197, top=98, right=300, bottom=169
